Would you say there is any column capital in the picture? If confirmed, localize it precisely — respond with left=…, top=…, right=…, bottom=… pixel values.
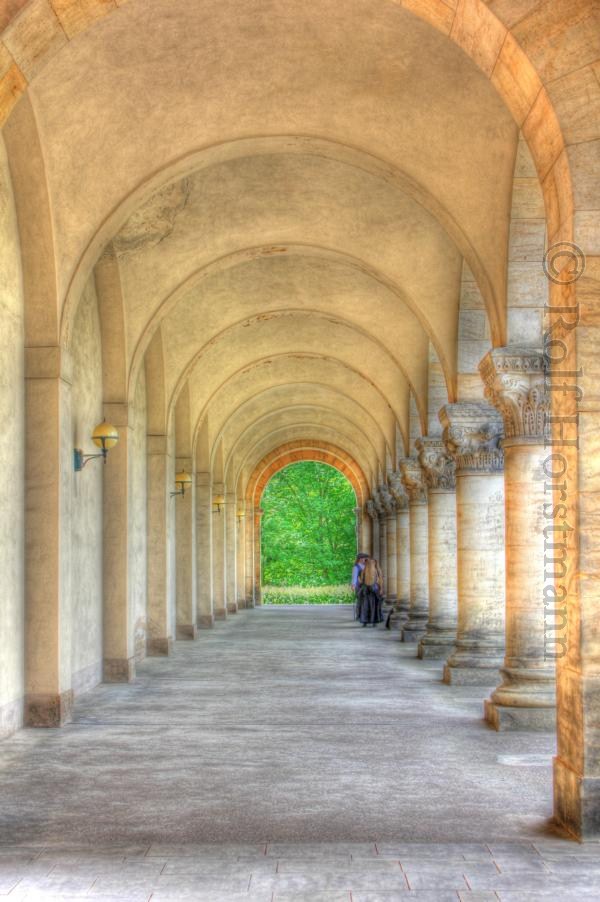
left=416, top=436, right=456, bottom=492
left=399, top=458, right=427, bottom=505
left=479, top=346, right=549, bottom=444
left=378, top=483, right=397, bottom=516
left=388, top=471, right=409, bottom=510
left=366, top=498, right=378, bottom=521
left=372, top=489, right=386, bottom=517
left=439, top=402, right=504, bottom=474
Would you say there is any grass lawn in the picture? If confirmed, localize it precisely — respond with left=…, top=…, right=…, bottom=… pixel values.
left=262, top=584, right=354, bottom=605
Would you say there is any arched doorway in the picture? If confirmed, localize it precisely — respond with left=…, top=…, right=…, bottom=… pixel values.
left=261, top=461, right=358, bottom=605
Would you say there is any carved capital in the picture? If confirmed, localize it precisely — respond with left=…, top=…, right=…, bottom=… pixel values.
left=479, top=347, right=549, bottom=442
left=378, top=484, right=397, bottom=516
left=416, top=436, right=456, bottom=491
left=388, top=471, right=409, bottom=510
left=439, top=402, right=504, bottom=474
left=399, top=458, right=427, bottom=505
left=366, top=499, right=378, bottom=521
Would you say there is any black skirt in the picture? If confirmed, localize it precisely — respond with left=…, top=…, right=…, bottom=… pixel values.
left=356, top=585, right=384, bottom=625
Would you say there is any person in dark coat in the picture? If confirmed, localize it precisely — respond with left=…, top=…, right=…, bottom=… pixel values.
left=357, top=557, right=384, bottom=627
left=351, top=553, right=369, bottom=620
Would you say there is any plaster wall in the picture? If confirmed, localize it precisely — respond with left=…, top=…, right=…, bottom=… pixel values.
left=129, top=367, right=148, bottom=661
left=0, top=135, right=24, bottom=738
left=69, top=276, right=103, bottom=694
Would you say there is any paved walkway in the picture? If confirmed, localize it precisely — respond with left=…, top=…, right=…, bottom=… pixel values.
left=0, top=606, right=598, bottom=900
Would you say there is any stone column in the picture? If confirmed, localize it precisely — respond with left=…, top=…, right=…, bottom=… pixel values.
left=253, top=507, right=264, bottom=605
left=245, top=506, right=255, bottom=607
left=236, top=505, right=246, bottom=609
left=195, top=472, right=214, bottom=628
left=102, top=400, right=137, bottom=681
left=399, top=458, right=429, bottom=643
left=225, top=491, right=238, bottom=614
left=212, top=483, right=227, bottom=619
left=480, top=348, right=555, bottom=730
left=440, top=402, right=505, bottom=685
left=366, top=499, right=379, bottom=560
left=416, top=437, right=458, bottom=659
left=374, top=489, right=388, bottom=588
left=354, top=506, right=362, bottom=554
left=25, top=347, right=75, bottom=724
left=147, top=434, right=175, bottom=655
left=390, top=472, right=410, bottom=622
left=175, top=457, right=197, bottom=640
left=382, top=488, right=398, bottom=603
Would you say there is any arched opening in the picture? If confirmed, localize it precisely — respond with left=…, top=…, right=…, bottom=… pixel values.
left=261, top=461, right=358, bottom=605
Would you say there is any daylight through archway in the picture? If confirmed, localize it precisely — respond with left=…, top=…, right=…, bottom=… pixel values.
left=261, top=462, right=357, bottom=605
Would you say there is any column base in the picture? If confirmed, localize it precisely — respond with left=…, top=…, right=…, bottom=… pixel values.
left=484, top=699, right=556, bottom=731
left=25, top=690, right=74, bottom=727
left=176, top=624, right=198, bottom=640
left=214, top=608, right=228, bottom=620
left=402, top=619, right=428, bottom=642
left=103, top=657, right=136, bottom=682
left=418, top=640, right=455, bottom=660
left=246, top=597, right=255, bottom=609
left=443, top=663, right=500, bottom=686
left=227, top=602, right=238, bottom=614
left=236, top=599, right=246, bottom=610
left=147, top=637, right=174, bottom=656
left=554, top=756, right=600, bottom=841
left=198, top=614, right=215, bottom=629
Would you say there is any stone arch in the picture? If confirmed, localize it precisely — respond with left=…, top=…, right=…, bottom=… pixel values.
left=246, top=441, right=368, bottom=510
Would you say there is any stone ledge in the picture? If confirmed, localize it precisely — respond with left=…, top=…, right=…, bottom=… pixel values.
left=485, top=699, right=556, bottom=732
left=443, top=664, right=500, bottom=686
left=418, top=641, right=454, bottom=659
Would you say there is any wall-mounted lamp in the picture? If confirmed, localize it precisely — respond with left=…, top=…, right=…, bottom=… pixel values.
left=236, top=506, right=246, bottom=521
left=212, top=492, right=226, bottom=514
left=74, top=420, right=119, bottom=471
left=171, top=470, right=192, bottom=498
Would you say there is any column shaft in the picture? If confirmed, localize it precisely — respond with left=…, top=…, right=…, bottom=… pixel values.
left=212, top=483, right=227, bottom=619
left=195, top=474, right=214, bottom=628
left=175, top=457, right=197, bottom=640
left=25, top=353, right=75, bottom=724
left=417, top=437, right=457, bottom=659
left=396, top=508, right=410, bottom=621
left=385, top=514, right=398, bottom=601
left=225, top=492, right=238, bottom=614
left=441, top=402, right=505, bottom=685
left=102, top=405, right=136, bottom=680
left=146, top=435, right=174, bottom=655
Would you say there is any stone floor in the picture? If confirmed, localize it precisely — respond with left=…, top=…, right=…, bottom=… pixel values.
left=1, top=605, right=598, bottom=900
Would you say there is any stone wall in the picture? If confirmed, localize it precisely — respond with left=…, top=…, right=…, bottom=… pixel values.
left=69, top=275, right=103, bottom=695
left=0, top=134, right=24, bottom=738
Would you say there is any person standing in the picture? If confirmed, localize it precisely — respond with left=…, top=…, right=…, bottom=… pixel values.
left=351, top=553, right=369, bottom=620
left=358, top=558, right=384, bottom=627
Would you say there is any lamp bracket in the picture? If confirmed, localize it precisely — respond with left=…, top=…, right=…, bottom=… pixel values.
left=74, top=449, right=106, bottom=471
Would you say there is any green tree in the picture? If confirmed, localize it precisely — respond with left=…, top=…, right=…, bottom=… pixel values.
left=261, top=462, right=357, bottom=586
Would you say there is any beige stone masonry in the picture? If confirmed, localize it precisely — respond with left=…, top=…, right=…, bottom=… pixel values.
left=399, top=458, right=429, bottom=643
left=479, top=347, right=555, bottom=731
left=440, top=402, right=506, bottom=685
left=416, top=437, right=458, bottom=660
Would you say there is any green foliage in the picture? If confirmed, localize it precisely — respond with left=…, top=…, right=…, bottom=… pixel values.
left=263, top=585, right=354, bottom=605
left=261, top=461, right=357, bottom=588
